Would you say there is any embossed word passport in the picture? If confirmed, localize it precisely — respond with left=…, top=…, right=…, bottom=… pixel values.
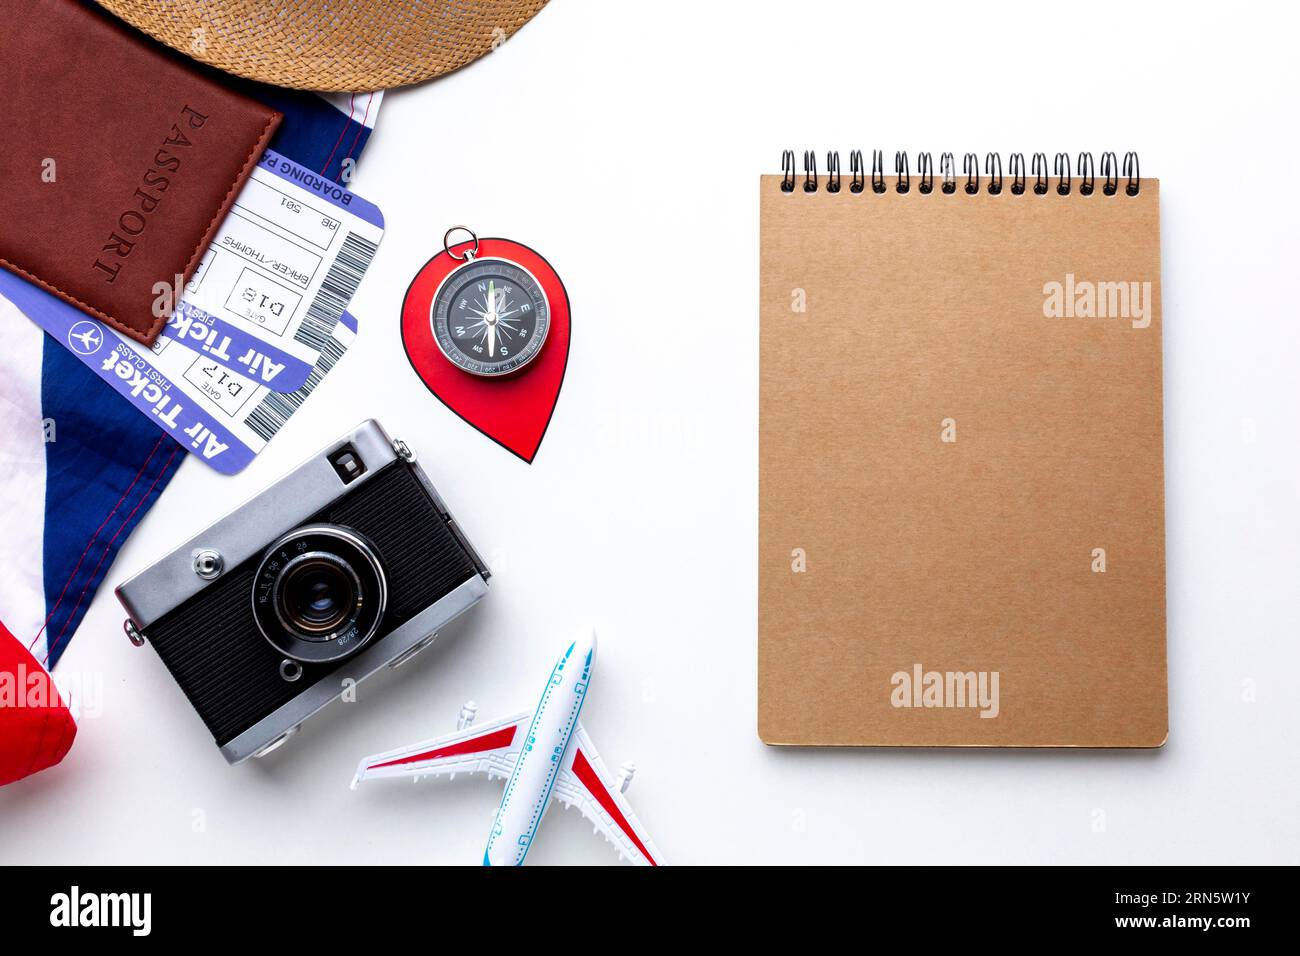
left=759, top=149, right=1166, bottom=748
left=0, top=0, right=281, bottom=346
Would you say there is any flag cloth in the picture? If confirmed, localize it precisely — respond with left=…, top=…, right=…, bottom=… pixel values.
left=260, top=91, right=383, bottom=183
left=0, top=88, right=384, bottom=787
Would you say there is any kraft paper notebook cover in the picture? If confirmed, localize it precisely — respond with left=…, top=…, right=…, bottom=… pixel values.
left=758, top=150, right=1166, bottom=748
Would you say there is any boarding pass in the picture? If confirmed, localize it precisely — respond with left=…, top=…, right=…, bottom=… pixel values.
left=161, top=147, right=383, bottom=387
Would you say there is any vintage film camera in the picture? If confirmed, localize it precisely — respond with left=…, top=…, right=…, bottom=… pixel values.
left=116, top=421, right=490, bottom=764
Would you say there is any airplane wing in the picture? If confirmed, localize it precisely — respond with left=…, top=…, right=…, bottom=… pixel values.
left=551, top=724, right=664, bottom=866
left=351, top=710, right=531, bottom=788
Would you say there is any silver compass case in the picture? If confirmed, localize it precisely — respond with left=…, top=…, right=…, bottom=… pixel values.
left=115, top=420, right=490, bottom=764
left=430, top=254, right=551, bottom=376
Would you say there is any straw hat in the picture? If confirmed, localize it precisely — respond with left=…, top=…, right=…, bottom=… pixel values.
left=96, top=0, right=550, bottom=92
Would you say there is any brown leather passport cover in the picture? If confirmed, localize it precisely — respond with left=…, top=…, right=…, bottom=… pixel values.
left=0, top=0, right=281, bottom=345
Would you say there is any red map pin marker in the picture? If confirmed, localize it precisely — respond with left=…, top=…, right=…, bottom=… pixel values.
left=401, top=237, right=570, bottom=463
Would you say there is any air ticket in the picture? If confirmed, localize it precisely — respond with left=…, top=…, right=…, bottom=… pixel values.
left=0, top=268, right=357, bottom=475
left=162, top=147, right=383, bottom=387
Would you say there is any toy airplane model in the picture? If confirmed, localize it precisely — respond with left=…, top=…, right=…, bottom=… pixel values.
left=352, top=631, right=663, bottom=866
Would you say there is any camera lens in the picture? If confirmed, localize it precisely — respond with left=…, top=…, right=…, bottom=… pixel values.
left=252, top=524, right=387, bottom=665
left=278, top=556, right=357, bottom=636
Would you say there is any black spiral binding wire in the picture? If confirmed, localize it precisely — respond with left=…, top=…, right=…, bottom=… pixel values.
left=1009, top=153, right=1026, bottom=195
left=780, top=150, right=1141, bottom=197
left=940, top=153, right=956, bottom=194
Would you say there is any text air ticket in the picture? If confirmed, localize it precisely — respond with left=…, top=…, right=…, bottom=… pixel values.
left=165, top=147, right=383, bottom=384
left=0, top=268, right=357, bottom=476
left=160, top=302, right=315, bottom=393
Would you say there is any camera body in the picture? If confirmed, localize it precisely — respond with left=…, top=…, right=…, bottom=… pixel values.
left=115, top=421, right=490, bottom=764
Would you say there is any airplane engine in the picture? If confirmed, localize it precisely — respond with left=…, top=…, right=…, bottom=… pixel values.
left=457, top=701, right=478, bottom=730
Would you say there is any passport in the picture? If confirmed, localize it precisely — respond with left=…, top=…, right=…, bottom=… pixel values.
left=0, top=0, right=281, bottom=346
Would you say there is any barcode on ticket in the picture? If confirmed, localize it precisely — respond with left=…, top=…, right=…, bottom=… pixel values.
left=293, top=232, right=378, bottom=351
left=245, top=332, right=348, bottom=443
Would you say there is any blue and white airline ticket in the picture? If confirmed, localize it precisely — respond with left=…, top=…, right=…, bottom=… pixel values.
left=161, top=148, right=384, bottom=391
left=160, top=302, right=316, bottom=393
left=0, top=268, right=359, bottom=476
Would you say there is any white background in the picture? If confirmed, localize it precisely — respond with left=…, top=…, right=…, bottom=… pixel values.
left=2, top=0, right=1297, bottom=865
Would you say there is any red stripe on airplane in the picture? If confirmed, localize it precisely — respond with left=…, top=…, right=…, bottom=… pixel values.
left=572, top=749, right=658, bottom=866
left=369, top=725, right=518, bottom=769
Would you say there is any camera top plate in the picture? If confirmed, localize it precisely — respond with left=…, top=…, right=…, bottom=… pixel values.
left=116, top=420, right=402, bottom=630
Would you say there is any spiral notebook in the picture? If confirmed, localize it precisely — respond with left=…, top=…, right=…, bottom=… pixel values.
left=759, top=150, right=1166, bottom=748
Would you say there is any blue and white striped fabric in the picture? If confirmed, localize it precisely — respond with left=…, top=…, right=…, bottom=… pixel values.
left=0, top=87, right=384, bottom=786
left=261, top=91, right=383, bottom=183
left=0, top=298, right=184, bottom=670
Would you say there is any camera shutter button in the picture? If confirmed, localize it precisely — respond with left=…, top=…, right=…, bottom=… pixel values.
left=193, top=549, right=224, bottom=580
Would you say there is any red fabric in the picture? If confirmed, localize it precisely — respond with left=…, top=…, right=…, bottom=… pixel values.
left=0, top=618, right=77, bottom=786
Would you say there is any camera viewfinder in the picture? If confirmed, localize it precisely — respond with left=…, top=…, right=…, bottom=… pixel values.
left=329, top=444, right=366, bottom=484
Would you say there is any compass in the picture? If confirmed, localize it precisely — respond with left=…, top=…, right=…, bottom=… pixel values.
left=430, top=229, right=550, bottom=377
left=401, top=229, right=571, bottom=462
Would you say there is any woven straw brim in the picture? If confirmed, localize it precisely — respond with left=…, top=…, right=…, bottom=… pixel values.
left=96, top=0, right=549, bottom=92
